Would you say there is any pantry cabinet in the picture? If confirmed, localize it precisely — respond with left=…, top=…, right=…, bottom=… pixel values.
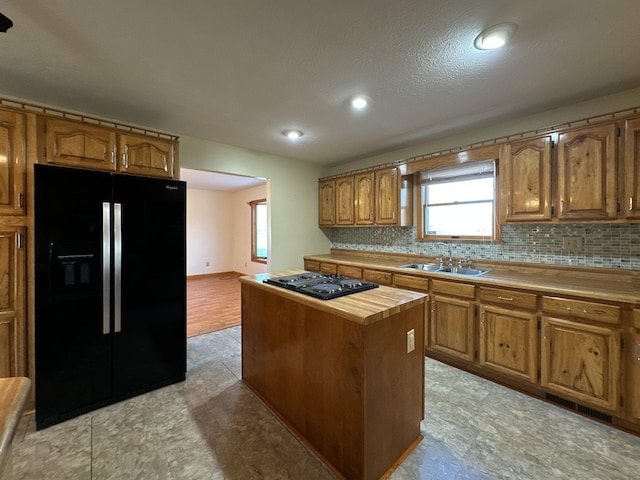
left=557, top=123, right=618, bottom=220
left=0, top=226, right=26, bottom=378
left=429, top=280, right=475, bottom=362
left=0, top=109, right=26, bottom=216
left=624, top=117, right=640, bottom=219
left=478, top=287, right=538, bottom=383
left=318, top=179, right=335, bottom=226
left=501, top=136, right=552, bottom=222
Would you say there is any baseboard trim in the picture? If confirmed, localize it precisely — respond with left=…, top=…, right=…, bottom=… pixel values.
left=187, top=271, right=245, bottom=279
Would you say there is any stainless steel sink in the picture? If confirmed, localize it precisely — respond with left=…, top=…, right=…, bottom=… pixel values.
left=398, top=263, right=490, bottom=277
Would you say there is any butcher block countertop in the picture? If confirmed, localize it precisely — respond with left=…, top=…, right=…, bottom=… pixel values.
left=304, top=250, right=640, bottom=305
left=0, top=377, right=31, bottom=479
left=239, top=271, right=426, bottom=325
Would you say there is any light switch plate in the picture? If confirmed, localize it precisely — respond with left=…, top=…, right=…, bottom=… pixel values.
left=407, top=329, right=415, bottom=353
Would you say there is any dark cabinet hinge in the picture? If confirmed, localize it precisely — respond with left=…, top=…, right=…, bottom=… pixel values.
left=620, top=396, right=624, bottom=407
left=537, top=319, right=541, bottom=330
left=537, top=369, right=541, bottom=381
left=474, top=350, right=478, bottom=360
left=550, top=140, right=555, bottom=148
left=617, top=202, right=621, bottom=213
left=616, top=127, right=621, bottom=137
left=43, top=146, right=47, bottom=157
left=621, top=338, right=625, bottom=350
left=551, top=205, right=555, bottom=215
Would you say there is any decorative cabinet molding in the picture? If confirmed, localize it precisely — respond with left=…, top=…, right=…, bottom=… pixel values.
left=0, top=109, right=26, bottom=216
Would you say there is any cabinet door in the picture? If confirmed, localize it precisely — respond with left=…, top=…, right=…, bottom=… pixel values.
left=318, top=180, right=335, bottom=225
left=429, top=295, right=475, bottom=362
left=0, top=227, right=26, bottom=377
left=502, top=136, right=552, bottom=221
left=354, top=172, right=375, bottom=225
left=479, top=305, right=537, bottom=383
left=118, top=133, right=177, bottom=178
left=335, top=176, right=354, bottom=225
left=40, top=117, right=117, bottom=171
left=541, top=316, right=620, bottom=412
left=375, top=167, right=399, bottom=225
left=624, top=118, right=640, bottom=218
left=557, top=124, right=617, bottom=220
left=0, top=109, right=26, bottom=215
left=631, top=323, right=640, bottom=422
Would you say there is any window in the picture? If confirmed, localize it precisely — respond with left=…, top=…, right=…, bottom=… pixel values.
left=418, top=160, right=497, bottom=240
left=249, top=199, right=268, bottom=263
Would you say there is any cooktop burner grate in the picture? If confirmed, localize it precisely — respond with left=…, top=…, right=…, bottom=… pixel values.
left=263, top=272, right=378, bottom=300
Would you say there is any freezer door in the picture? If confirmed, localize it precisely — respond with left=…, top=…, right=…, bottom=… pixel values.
left=34, top=165, right=113, bottom=429
left=111, top=174, right=186, bottom=396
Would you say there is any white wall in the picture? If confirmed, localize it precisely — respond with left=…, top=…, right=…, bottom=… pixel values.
left=179, top=138, right=332, bottom=273
left=186, top=188, right=235, bottom=275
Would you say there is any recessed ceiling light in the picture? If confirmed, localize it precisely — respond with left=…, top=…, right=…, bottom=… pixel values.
left=474, top=23, right=517, bottom=50
left=350, top=95, right=370, bottom=110
left=283, top=129, right=303, bottom=140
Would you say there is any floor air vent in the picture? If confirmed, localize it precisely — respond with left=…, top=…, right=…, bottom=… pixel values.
left=545, top=393, right=613, bottom=424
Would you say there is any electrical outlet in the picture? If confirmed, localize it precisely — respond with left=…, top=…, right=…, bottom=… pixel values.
left=406, top=329, right=415, bottom=353
left=562, top=236, right=583, bottom=253
left=206, top=261, right=210, bottom=267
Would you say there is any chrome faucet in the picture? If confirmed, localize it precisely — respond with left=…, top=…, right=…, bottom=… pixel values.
left=432, top=242, right=453, bottom=267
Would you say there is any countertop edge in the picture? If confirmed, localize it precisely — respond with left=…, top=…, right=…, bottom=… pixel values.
left=0, top=377, right=31, bottom=476
left=240, top=271, right=426, bottom=325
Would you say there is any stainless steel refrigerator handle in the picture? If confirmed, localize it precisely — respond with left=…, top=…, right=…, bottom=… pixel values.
left=114, top=203, right=123, bottom=333
left=102, top=202, right=111, bottom=335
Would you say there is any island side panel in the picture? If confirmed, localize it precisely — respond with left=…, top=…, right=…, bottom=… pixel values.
left=364, top=303, right=425, bottom=480
left=241, top=283, right=367, bottom=479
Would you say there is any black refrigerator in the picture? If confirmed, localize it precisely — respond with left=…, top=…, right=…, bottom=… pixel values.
left=34, top=164, right=186, bottom=430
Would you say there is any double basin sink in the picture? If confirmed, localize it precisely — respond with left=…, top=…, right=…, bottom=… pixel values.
left=398, top=263, right=490, bottom=277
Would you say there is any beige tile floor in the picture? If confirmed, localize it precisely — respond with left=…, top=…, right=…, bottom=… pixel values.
left=11, top=326, right=640, bottom=479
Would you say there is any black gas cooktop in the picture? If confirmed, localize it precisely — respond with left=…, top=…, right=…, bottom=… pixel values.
left=263, top=271, right=379, bottom=300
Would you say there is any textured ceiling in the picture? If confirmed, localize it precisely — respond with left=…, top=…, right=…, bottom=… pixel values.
left=1, top=1, right=639, bottom=165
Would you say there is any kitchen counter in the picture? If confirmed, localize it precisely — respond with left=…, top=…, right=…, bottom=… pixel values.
left=241, top=271, right=426, bottom=480
left=239, top=270, right=426, bottom=325
left=304, top=251, right=640, bottom=304
left=0, top=377, right=31, bottom=480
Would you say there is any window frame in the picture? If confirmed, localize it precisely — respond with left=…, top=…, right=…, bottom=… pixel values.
left=417, top=160, right=500, bottom=241
left=249, top=198, right=267, bottom=264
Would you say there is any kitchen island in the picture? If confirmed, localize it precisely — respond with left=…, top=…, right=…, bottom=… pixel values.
left=240, top=271, right=427, bottom=480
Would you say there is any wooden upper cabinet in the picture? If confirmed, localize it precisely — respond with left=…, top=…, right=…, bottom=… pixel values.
left=39, top=117, right=117, bottom=171
left=624, top=117, right=640, bottom=219
left=0, top=109, right=26, bottom=215
left=557, top=123, right=617, bottom=220
left=375, top=167, right=399, bottom=225
left=118, top=133, right=176, bottom=178
left=502, top=136, right=552, bottom=221
left=354, top=172, right=375, bottom=225
left=0, top=226, right=26, bottom=378
left=335, top=176, right=354, bottom=225
left=318, top=179, right=335, bottom=226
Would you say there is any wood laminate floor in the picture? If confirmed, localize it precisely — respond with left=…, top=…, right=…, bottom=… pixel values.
left=187, top=273, right=241, bottom=338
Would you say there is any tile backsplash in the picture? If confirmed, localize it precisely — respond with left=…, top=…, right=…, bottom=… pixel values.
left=329, top=224, right=640, bottom=270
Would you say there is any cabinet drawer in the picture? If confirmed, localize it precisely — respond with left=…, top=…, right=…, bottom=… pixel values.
left=479, top=287, right=537, bottom=310
left=304, top=260, right=320, bottom=272
left=431, top=279, right=475, bottom=299
left=320, top=263, right=338, bottom=275
left=542, top=296, right=621, bottom=325
left=337, top=265, right=362, bottom=279
left=363, top=269, right=393, bottom=286
left=393, top=274, right=429, bottom=292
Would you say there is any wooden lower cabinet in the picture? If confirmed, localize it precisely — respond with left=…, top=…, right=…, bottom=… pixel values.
left=540, top=316, right=620, bottom=412
left=319, top=262, right=338, bottom=275
left=479, top=305, right=537, bottom=383
left=630, top=311, right=640, bottom=422
left=303, top=259, right=320, bottom=271
left=0, top=226, right=26, bottom=378
left=429, top=295, right=475, bottom=362
left=337, top=264, right=362, bottom=279
left=362, top=269, right=393, bottom=286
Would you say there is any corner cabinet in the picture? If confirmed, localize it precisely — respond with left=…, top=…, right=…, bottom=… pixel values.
left=501, top=136, right=552, bottom=221
left=0, top=226, right=26, bottom=378
left=557, top=123, right=618, bottom=220
left=0, top=109, right=27, bottom=216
